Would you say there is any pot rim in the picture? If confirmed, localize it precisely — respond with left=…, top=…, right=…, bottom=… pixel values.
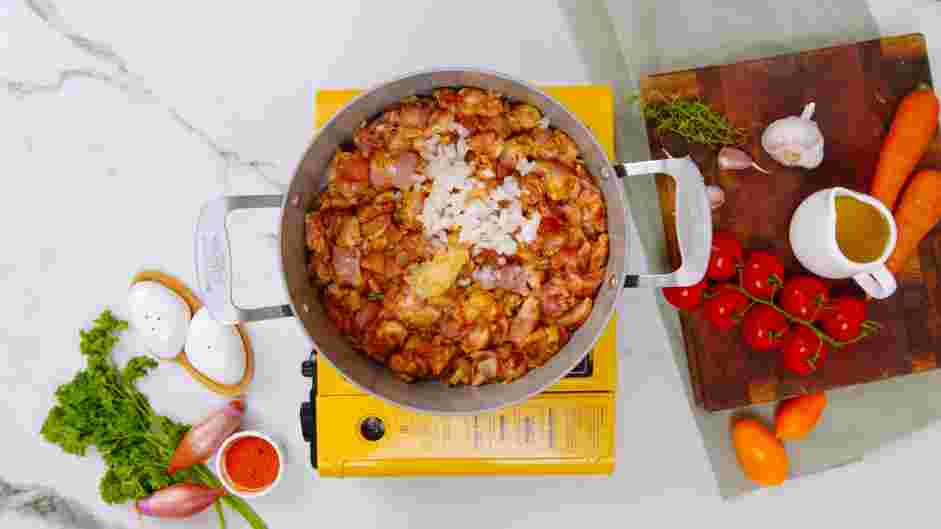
left=276, top=67, right=626, bottom=415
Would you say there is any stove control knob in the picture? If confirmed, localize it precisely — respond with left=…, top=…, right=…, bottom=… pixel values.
left=360, top=416, right=385, bottom=441
left=300, top=402, right=314, bottom=442
left=301, top=359, right=315, bottom=378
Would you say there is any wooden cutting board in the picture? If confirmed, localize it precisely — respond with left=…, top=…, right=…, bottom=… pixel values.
left=640, top=34, right=941, bottom=411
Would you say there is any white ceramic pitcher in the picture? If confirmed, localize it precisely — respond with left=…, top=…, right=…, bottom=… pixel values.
left=789, top=187, right=898, bottom=299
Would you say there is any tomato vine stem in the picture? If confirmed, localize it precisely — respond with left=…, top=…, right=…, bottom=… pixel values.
left=723, top=283, right=879, bottom=349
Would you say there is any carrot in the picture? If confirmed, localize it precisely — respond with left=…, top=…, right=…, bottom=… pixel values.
left=886, top=170, right=941, bottom=273
left=871, top=84, right=939, bottom=210
left=775, top=392, right=827, bottom=441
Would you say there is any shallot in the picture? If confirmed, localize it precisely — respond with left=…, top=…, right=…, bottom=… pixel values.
left=717, top=146, right=769, bottom=174
left=167, top=400, right=244, bottom=475
left=761, top=102, right=825, bottom=169
left=135, top=483, right=224, bottom=519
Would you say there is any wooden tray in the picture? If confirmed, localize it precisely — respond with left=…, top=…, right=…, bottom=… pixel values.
left=640, top=34, right=941, bottom=411
left=131, top=270, right=254, bottom=397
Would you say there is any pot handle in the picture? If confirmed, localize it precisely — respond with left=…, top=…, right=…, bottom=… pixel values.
left=616, top=157, right=711, bottom=288
left=194, top=195, right=294, bottom=323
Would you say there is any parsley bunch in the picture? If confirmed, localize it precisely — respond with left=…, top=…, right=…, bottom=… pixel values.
left=41, top=310, right=267, bottom=529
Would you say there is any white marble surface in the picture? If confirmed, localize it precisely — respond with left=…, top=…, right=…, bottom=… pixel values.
left=2, top=1, right=941, bottom=528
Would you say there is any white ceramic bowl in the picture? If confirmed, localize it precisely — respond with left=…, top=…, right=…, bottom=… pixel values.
left=215, top=430, right=284, bottom=498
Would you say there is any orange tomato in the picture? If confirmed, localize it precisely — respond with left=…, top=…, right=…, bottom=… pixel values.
left=775, top=392, right=827, bottom=441
left=732, top=418, right=789, bottom=486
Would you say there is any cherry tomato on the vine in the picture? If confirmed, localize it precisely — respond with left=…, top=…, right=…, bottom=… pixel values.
left=779, top=276, right=829, bottom=321
left=702, top=287, right=749, bottom=331
left=742, top=305, right=789, bottom=351
left=707, top=231, right=744, bottom=281
left=742, top=251, right=785, bottom=300
left=780, top=325, right=828, bottom=376
left=820, top=296, right=866, bottom=336
left=822, top=316, right=860, bottom=342
left=663, top=280, right=707, bottom=311
left=820, top=296, right=867, bottom=342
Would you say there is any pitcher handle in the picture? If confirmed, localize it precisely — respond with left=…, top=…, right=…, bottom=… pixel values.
left=854, top=266, right=897, bottom=300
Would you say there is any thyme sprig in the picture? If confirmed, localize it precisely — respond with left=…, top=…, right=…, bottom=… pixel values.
left=631, top=92, right=747, bottom=147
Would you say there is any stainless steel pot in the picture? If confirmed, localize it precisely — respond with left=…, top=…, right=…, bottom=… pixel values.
left=195, top=68, right=711, bottom=414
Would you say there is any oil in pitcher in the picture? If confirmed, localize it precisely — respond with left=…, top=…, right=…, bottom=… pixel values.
left=834, top=195, right=891, bottom=263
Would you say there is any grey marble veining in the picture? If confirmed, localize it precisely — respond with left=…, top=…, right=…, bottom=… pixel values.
left=4, top=0, right=287, bottom=195
left=0, top=476, right=127, bottom=529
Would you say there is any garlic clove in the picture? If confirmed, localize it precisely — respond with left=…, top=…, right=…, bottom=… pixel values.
left=706, top=185, right=725, bottom=210
left=717, top=146, right=770, bottom=174
left=717, top=147, right=752, bottom=170
left=761, top=102, right=824, bottom=169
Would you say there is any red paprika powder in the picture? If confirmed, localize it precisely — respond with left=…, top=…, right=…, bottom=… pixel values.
left=224, top=435, right=280, bottom=490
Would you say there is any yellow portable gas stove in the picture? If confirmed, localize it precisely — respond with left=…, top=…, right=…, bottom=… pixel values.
left=299, top=86, right=618, bottom=477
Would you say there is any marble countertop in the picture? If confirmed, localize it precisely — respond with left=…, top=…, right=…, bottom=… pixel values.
left=2, top=1, right=941, bottom=528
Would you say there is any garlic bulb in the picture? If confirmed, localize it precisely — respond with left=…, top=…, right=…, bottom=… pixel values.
left=761, top=102, right=824, bottom=169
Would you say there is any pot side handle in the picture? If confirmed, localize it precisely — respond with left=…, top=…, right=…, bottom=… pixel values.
left=195, top=195, right=294, bottom=323
left=616, top=157, right=711, bottom=288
